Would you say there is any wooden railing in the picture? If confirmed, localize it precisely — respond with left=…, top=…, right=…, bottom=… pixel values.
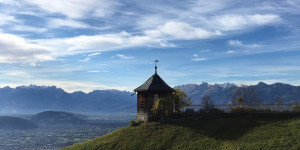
left=184, top=103, right=299, bottom=113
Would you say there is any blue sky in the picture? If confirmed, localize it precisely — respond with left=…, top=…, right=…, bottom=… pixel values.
left=0, top=0, right=300, bottom=92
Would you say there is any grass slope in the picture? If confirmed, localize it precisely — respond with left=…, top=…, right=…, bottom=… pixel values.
left=63, top=116, right=300, bottom=150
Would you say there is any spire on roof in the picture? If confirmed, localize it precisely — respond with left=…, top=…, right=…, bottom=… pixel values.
left=134, top=60, right=175, bottom=92
left=155, top=60, right=158, bottom=74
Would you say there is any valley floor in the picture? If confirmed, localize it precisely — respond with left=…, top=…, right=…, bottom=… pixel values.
left=0, top=122, right=128, bottom=150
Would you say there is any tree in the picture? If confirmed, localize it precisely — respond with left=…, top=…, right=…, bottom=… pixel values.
left=152, top=89, right=192, bottom=116
left=173, top=89, right=192, bottom=112
left=152, top=97, right=172, bottom=116
left=276, top=98, right=283, bottom=112
left=202, top=95, right=212, bottom=113
left=236, top=97, right=244, bottom=106
left=231, top=85, right=260, bottom=107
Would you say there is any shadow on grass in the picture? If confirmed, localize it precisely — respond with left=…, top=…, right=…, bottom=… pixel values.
left=171, top=115, right=296, bottom=140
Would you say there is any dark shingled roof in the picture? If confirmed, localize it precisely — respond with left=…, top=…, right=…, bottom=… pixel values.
left=134, top=73, right=175, bottom=92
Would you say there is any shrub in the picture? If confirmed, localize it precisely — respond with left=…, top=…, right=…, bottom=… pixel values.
left=173, top=89, right=192, bottom=112
left=152, top=97, right=173, bottom=116
left=130, top=120, right=139, bottom=126
left=292, top=104, right=300, bottom=112
left=152, top=89, right=192, bottom=116
left=209, top=107, right=225, bottom=113
left=185, top=109, right=195, bottom=114
left=198, top=108, right=224, bottom=114
left=230, top=106, right=271, bottom=113
left=198, top=109, right=206, bottom=114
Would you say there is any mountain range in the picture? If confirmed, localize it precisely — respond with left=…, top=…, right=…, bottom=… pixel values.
left=0, top=85, right=136, bottom=114
left=175, top=82, right=300, bottom=104
left=0, top=82, right=299, bottom=114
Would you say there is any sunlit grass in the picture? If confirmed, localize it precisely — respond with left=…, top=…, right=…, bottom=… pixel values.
left=62, top=116, right=300, bottom=150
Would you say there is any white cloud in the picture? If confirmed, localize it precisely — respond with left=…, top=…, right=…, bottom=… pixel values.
left=0, top=3, right=287, bottom=64
left=25, top=0, right=119, bottom=19
left=78, top=52, right=101, bottom=62
left=34, top=31, right=171, bottom=56
left=212, top=14, right=281, bottom=31
left=87, top=70, right=108, bottom=73
left=226, top=50, right=236, bottom=54
left=65, top=32, right=126, bottom=51
left=191, top=1, right=227, bottom=14
left=48, top=18, right=90, bottom=28
left=145, top=21, right=221, bottom=40
left=88, top=53, right=101, bottom=57
left=115, top=54, right=135, bottom=60
left=192, top=53, right=208, bottom=61
left=87, top=70, right=100, bottom=73
left=29, top=62, right=36, bottom=67
left=3, top=71, right=30, bottom=77
left=11, top=25, right=46, bottom=33
left=192, top=58, right=207, bottom=61
left=0, top=0, right=19, bottom=5
left=228, top=40, right=243, bottom=47
left=0, top=14, right=18, bottom=26
left=79, top=58, right=90, bottom=62
left=227, top=40, right=260, bottom=48
left=0, top=33, right=54, bottom=63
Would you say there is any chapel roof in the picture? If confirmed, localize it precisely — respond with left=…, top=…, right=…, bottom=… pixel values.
left=134, top=72, right=175, bottom=92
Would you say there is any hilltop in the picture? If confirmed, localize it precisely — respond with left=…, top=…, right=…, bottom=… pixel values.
left=31, top=111, right=86, bottom=125
left=63, top=116, right=300, bottom=150
left=0, top=116, right=38, bottom=130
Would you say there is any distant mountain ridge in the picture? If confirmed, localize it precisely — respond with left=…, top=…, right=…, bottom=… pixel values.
left=1, top=82, right=300, bottom=114
left=175, top=82, right=300, bottom=104
left=0, top=85, right=136, bottom=114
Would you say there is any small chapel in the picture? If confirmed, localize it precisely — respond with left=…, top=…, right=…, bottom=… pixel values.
left=134, top=61, right=175, bottom=121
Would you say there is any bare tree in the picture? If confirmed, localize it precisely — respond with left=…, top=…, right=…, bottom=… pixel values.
left=231, top=85, right=260, bottom=107
left=276, top=98, right=283, bottom=112
left=202, top=95, right=212, bottom=113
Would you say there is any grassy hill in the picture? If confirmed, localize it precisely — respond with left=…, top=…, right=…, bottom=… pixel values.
left=63, top=116, right=300, bottom=150
left=31, top=111, right=86, bottom=125
left=0, top=116, right=38, bottom=130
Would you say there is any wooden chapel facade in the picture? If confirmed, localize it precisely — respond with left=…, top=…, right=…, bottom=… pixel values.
left=134, top=64, right=175, bottom=121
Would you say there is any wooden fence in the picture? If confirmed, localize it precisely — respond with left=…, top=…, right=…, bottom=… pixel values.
left=184, top=103, right=299, bottom=113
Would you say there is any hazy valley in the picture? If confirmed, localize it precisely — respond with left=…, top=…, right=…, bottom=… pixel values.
left=1, top=82, right=299, bottom=149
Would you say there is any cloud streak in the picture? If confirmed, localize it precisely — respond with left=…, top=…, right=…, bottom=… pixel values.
left=145, top=21, right=221, bottom=40
left=228, top=40, right=260, bottom=48
left=0, top=1, right=289, bottom=63
left=192, top=54, right=207, bottom=61
left=115, top=54, right=135, bottom=60
left=88, top=53, right=101, bottom=57
left=24, top=0, right=120, bottom=19
left=211, top=14, right=281, bottom=31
